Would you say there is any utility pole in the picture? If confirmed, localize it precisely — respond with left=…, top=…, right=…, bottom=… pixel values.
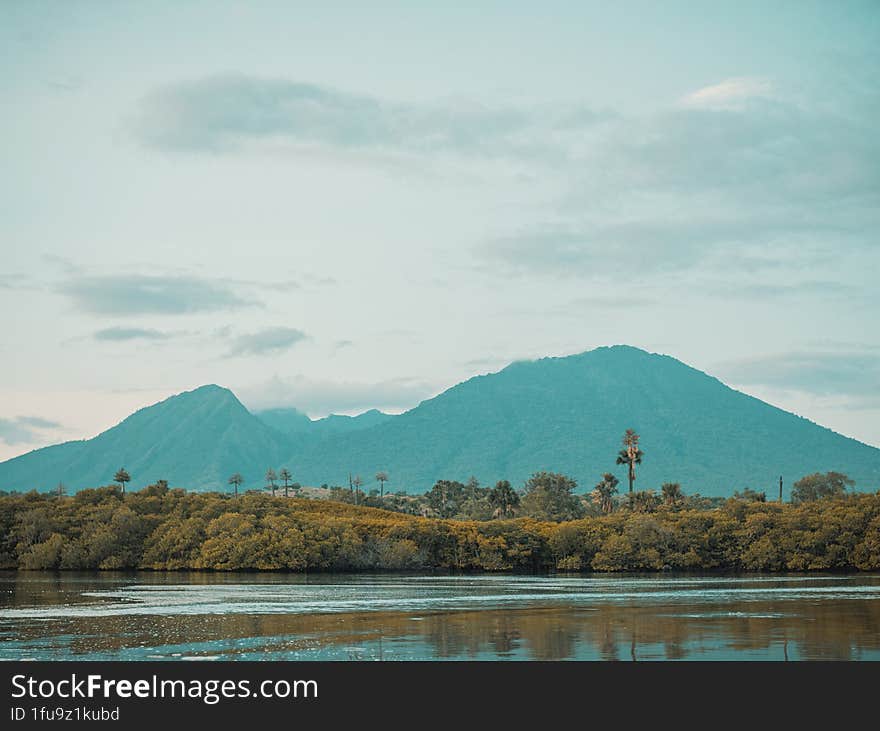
left=779, top=475, right=783, bottom=503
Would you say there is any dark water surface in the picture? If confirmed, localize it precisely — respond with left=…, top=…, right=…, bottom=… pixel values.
left=1, top=572, right=879, bottom=660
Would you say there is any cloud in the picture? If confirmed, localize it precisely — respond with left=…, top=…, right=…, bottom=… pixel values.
left=41, top=254, right=81, bottom=275
left=0, top=415, right=63, bottom=445
left=239, top=374, right=436, bottom=415
left=480, top=214, right=845, bottom=277
left=478, top=89, right=879, bottom=278
left=0, top=273, right=34, bottom=291
left=45, top=75, right=83, bottom=93
left=717, top=351, right=880, bottom=400
left=93, top=327, right=171, bottom=342
left=58, top=275, right=255, bottom=316
left=681, top=77, right=773, bottom=110
left=226, top=327, right=308, bottom=357
left=701, top=280, right=865, bottom=301
left=581, top=97, right=880, bottom=207
left=135, top=74, right=609, bottom=159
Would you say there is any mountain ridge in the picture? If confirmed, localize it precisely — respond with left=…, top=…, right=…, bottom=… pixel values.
left=1, top=346, right=878, bottom=497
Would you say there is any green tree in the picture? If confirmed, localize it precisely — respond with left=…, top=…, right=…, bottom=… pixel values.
left=520, top=472, right=584, bottom=522
left=228, top=473, right=243, bottom=497
left=661, top=482, right=684, bottom=507
left=113, top=468, right=131, bottom=495
left=279, top=468, right=293, bottom=497
left=615, top=429, right=643, bottom=494
left=426, top=479, right=467, bottom=518
left=592, top=473, right=619, bottom=514
left=352, top=475, right=363, bottom=505
left=375, top=471, right=389, bottom=498
left=466, top=476, right=480, bottom=501
left=265, top=468, right=278, bottom=497
left=791, top=472, right=854, bottom=503
left=733, top=487, right=766, bottom=502
left=488, top=480, right=520, bottom=518
left=628, top=490, right=660, bottom=513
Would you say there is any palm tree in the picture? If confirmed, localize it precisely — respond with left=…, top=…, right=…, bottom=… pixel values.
left=592, top=472, right=619, bottom=514
left=352, top=475, right=363, bottom=504
left=228, top=472, right=243, bottom=497
left=265, top=468, right=278, bottom=496
left=56, top=482, right=66, bottom=498
left=615, top=429, right=644, bottom=494
left=375, top=471, right=389, bottom=497
left=661, top=482, right=684, bottom=507
left=279, top=468, right=293, bottom=497
left=113, top=468, right=131, bottom=494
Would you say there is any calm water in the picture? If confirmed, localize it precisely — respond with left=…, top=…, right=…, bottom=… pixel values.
left=1, top=572, right=879, bottom=661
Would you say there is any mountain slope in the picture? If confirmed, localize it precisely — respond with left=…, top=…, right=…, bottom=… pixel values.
left=0, top=385, right=289, bottom=492
left=1, top=347, right=879, bottom=497
left=282, top=346, right=880, bottom=496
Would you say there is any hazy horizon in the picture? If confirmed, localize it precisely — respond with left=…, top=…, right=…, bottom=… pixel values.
left=2, top=2, right=878, bottom=460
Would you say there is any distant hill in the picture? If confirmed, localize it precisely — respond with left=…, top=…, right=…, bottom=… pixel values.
left=256, top=407, right=392, bottom=438
left=0, top=385, right=290, bottom=493
left=1, top=346, right=879, bottom=497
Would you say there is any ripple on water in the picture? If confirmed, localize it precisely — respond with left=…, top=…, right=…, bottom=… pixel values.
left=1, top=576, right=879, bottom=620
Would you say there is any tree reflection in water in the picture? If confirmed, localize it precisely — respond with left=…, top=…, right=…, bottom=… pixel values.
left=2, top=573, right=879, bottom=661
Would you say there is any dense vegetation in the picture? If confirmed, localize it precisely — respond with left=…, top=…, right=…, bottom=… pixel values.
left=2, top=480, right=879, bottom=572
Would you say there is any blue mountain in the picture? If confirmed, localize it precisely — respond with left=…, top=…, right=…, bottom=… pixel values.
left=1, top=346, right=878, bottom=497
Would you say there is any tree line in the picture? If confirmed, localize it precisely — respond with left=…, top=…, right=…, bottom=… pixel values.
left=30, top=429, right=869, bottom=525
left=1, top=480, right=878, bottom=572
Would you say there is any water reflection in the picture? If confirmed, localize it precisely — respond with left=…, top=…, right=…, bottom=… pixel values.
left=1, top=572, right=879, bottom=661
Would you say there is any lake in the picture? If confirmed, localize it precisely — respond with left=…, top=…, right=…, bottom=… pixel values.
left=1, top=572, right=879, bottom=661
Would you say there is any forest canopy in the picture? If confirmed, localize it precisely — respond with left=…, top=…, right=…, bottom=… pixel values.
left=2, top=483, right=879, bottom=573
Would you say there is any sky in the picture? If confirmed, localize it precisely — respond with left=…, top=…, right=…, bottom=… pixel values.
left=1, top=1, right=878, bottom=461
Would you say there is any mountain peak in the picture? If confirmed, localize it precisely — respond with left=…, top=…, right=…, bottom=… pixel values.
left=166, top=384, right=243, bottom=407
left=2, top=348, right=879, bottom=495
left=185, top=383, right=234, bottom=397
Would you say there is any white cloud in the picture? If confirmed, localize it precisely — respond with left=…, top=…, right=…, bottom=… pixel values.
left=681, top=77, right=773, bottom=110
left=226, top=327, right=308, bottom=357
left=239, top=374, right=436, bottom=416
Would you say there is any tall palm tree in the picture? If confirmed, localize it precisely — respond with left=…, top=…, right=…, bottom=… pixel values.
left=592, top=472, right=619, bottom=514
left=228, top=472, right=243, bottom=497
left=279, top=468, right=292, bottom=497
left=661, top=482, right=683, bottom=507
left=352, top=475, right=363, bottom=504
left=265, top=468, right=278, bottom=496
left=615, top=429, right=644, bottom=494
left=113, top=468, right=131, bottom=495
left=375, top=471, right=389, bottom=497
